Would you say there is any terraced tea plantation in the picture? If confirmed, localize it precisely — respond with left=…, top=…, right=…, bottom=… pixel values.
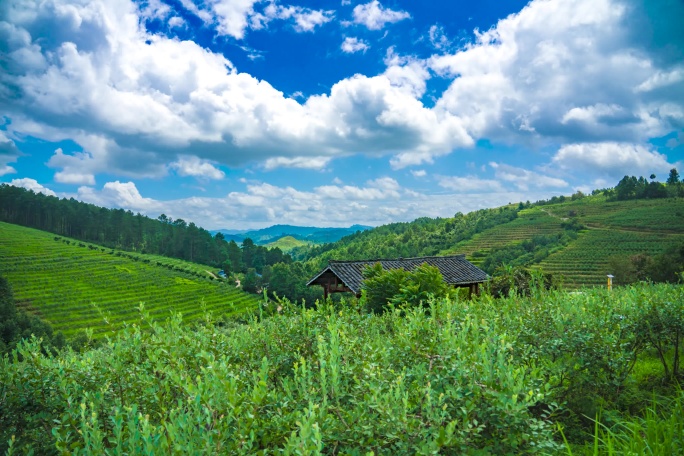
left=0, top=222, right=261, bottom=338
left=545, top=197, right=684, bottom=232
left=441, top=208, right=564, bottom=265
left=437, top=197, right=684, bottom=287
left=537, top=227, right=684, bottom=287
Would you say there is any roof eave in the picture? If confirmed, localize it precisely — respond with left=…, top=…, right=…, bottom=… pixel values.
left=305, top=265, right=333, bottom=287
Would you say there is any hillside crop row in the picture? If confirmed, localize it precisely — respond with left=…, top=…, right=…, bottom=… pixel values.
left=538, top=228, right=684, bottom=288
left=0, top=222, right=260, bottom=337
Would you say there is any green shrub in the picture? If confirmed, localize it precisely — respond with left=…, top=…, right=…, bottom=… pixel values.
left=361, top=263, right=457, bottom=314
left=626, top=286, right=684, bottom=381
left=361, top=262, right=409, bottom=313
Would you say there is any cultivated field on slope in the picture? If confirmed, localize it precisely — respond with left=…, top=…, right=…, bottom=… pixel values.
left=544, top=197, right=684, bottom=232
left=440, top=208, right=564, bottom=265
left=439, top=197, right=684, bottom=287
left=536, top=225, right=684, bottom=287
left=0, top=222, right=261, bottom=338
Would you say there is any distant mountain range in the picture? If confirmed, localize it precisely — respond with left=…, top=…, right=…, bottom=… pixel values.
left=210, top=224, right=372, bottom=245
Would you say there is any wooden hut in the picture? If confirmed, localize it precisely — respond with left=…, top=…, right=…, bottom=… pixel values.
left=307, top=255, right=488, bottom=298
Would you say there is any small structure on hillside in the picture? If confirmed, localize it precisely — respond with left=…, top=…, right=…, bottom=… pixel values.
left=307, top=255, right=488, bottom=299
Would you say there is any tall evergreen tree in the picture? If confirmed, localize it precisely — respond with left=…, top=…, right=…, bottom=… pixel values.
left=667, top=168, right=681, bottom=185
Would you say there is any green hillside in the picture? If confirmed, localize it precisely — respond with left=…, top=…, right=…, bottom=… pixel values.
left=536, top=198, right=684, bottom=286
left=435, top=198, right=684, bottom=287
left=304, top=194, right=684, bottom=289
left=264, top=235, right=310, bottom=252
left=441, top=207, right=564, bottom=262
left=544, top=196, right=684, bottom=232
left=0, top=222, right=261, bottom=338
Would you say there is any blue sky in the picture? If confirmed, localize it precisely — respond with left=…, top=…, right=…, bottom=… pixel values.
left=1, top=0, right=683, bottom=229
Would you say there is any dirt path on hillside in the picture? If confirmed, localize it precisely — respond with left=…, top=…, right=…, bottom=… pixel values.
left=205, top=270, right=243, bottom=288
left=205, top=270, right=218, bottom=279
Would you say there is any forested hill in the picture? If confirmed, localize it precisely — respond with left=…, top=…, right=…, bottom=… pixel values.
left=0, top=184, right=289, bottom=272
left=301, top=209, right=520, bottom=264
left=212, top=224, right=372, bottom=245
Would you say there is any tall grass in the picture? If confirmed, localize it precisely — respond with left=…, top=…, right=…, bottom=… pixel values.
left=562, top=389, right=684, bottom=455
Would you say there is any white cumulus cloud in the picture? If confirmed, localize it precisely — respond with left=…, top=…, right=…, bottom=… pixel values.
left=0, top=0, right=470, bottom=175
left=263, top=156, right=331, bottom=170
left=208, top=0, right=260, bottom=39
left=437, top=175, right=504, bottom=192
left=49, top=149, right=96, bottom=185
left=170, top=156, right=225, bottom=180
left=0, top=0, right=682, bottom=185
left=551, top=142, right=678, bottom=178
left=341, top=37, right=369, bottom=53
left=253, top=3, right=335, bottom=33
left=429, top=0, right=684, bottom=145
left=78, top=181, right=162, bottom=212
left=0, top=132, right=21, bottom=176
left=316, top=177, right=401, bottom=200
left=351, top=0, right=410, bottom=30
left=490, top=162, right=568, bottom=191
left=8, top=178, right=56, bottom=196
left=428, top=24, right=452, bottom=50
left=64, top=177, right=572, bottom=229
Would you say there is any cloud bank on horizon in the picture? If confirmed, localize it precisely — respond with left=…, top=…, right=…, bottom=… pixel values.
left=1, top=0, right=683, bottom=229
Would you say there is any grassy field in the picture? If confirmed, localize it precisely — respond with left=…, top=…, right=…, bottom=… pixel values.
left=264, top=235, right=311, bottom=252
left=0, top=222, right=261, bottom=338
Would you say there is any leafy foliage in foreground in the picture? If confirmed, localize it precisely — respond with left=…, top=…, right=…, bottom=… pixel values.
left=485, top=266, right=556, bottom=298
left=2, top=284, right=683, bottom=454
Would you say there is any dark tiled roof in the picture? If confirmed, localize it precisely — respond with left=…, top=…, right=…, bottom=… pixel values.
left=307, top=255, right=488, bottom=294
